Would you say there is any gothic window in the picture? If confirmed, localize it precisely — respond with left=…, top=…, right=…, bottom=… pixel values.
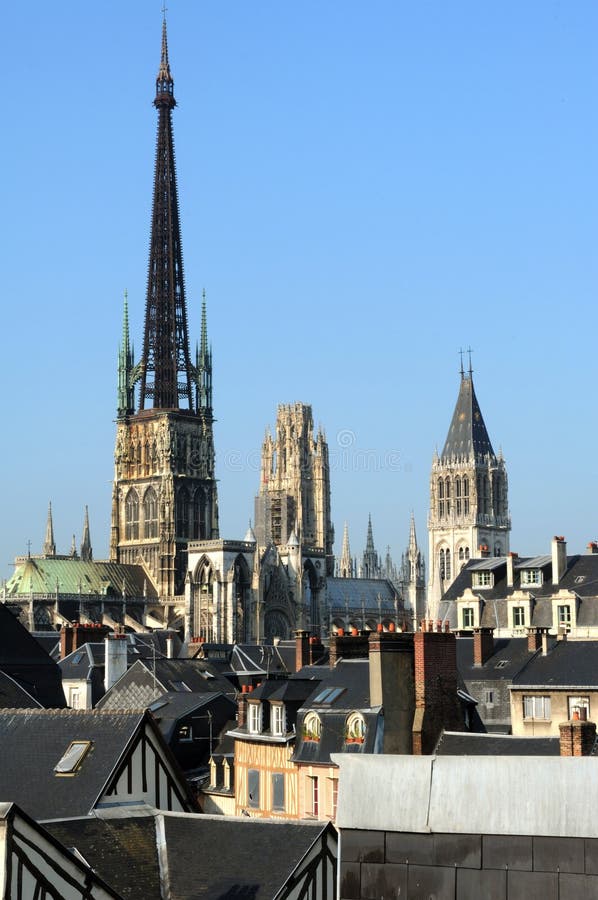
left=143, top=487, right=158, bottom=539
left=463, top=476, right=470, bottom=514
left=125, top=489, right=139, bottom=540
left=445, top=477, right=451, bottom=515
left=439, top=549, right=445, bottom=580
left=455, top=477, right=462, bottom=516
left=445, top=548, right=451, bottom=580
left=459, top=547, right=464, bottom=561
left=438, top=479, right=445, bottom=518
left=494, top=543, right=501, bottom=557
left=176, top=487, right=190, bottom=537
left=464, top=546, right=470, bottom=560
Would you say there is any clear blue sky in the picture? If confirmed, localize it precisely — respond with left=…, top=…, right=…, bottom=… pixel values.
left=2, top=1, right=597, bottom=582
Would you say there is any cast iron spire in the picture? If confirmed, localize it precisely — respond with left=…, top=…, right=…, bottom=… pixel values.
left=138, top=18, right=194, bottom=411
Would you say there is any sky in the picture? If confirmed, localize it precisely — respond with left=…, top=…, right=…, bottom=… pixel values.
left=1, top=1, right=598, bottom=582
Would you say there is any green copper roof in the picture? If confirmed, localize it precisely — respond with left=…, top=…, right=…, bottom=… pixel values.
left=4, top=558, right=157, bottom=598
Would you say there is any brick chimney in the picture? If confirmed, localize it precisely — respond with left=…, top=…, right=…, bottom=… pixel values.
left=60, top=625, right=74, bottom=660
left=506, top=552, right=518, bottom=588
left=559, top=716, right=597, bottom=756
left=412, top=631, right=463, bottom=755
left=329, top=632, right=369, bottom=668
left=473, top=627, right=494, bottom=666
left=368, top=632, right=414, bottom=754
left=527, top=626, right=549, bottom=654
left=295, top=630, right=310, bottom=672
left=552, top=536, right=567, bottom=585
left=587, top=542, right=598, bottom=555
left=237, top=685, right=248, bottom=728
left=308, top=635, right=324, bottom=665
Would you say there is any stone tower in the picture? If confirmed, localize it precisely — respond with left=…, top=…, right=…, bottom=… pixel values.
left=427, top=363, right=510, bottom=615
left=110, top=20, right=218, bottom=597
left=400, top=513, right=426, bottom=626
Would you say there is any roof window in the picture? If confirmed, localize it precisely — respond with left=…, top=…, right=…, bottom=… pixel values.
left=312, top=687, right=345, bottom=705
left=54, top=740, right=92, bottom=775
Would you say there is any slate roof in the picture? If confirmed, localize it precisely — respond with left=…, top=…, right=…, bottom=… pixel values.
left=0, top=670, right=42, bottom=709
left=292, top=660, right=379, bottom=764
left=0, top=708, right=146, bottom=821
left=0, top=602, right=66, bottom=708
left=231, top=643, right=293, bottom=676
left=511, top=640, right=598, bottom=688
left=441, top=373, right=495, bottom=460
left=4, top=557, right=158, bottom=598
left=46, top=810, right=332, bottom=900
left=96, top=657, right=236, bottom=711
left=326, top=577, right=397, bottom=611
left=148, top=690, right=235, bottom=744
left=47, top=814, right=161, bottom=900
left=435, top=730, right=560, bottom=756
left=456, top=636, right=535, bottom=682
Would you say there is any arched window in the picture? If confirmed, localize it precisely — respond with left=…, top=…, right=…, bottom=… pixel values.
left=303, top=712, right=321, bottom=743
left=494, top=543, right=501, bottom=557
left=463, top=476, right=470, bottom=514
left=455, top=477, right=462, bottom=516
left=125, top=489, right=139, bottom=540
left=459, top=547, right=465, bottom=561
left=143, top=487, right=158, bottom=539
left=439, top=549, right=445, bottom=580
left=465, top=546, right=470, bottom=560
left=345, top=712, right=366, bottom=744
left=176, top=487, right=190, bottom=538
left=438, top=479, right=445, bottom=518
left=445, top=548, right=451, bottom=580
left=445, top=477, right=451, bottom=515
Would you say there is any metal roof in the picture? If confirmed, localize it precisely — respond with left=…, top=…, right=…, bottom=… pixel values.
left=5, top=558, right=157, bottom=598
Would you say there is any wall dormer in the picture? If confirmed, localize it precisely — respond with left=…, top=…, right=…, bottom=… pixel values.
left=457, top=589, right=483, bottom=630
left=247, top=700, right=263, bottom=735
left=507, top=591, right=534, bottom=633
left=551, top=590, right=579, bottom=634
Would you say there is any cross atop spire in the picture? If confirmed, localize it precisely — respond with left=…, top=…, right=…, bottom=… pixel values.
left=156, top=16, right=174, bottom=102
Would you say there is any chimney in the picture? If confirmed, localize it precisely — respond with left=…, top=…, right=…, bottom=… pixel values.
left=329, top=631, right=369, bottom=668
left=72, top=623, right=108, bottom=652
left=166, top=634, right=175, bottom=659
left=506, top=552, right=518, bottom=588
left=527, top=627, right=548, bottom=653
left=104, top=633, right=128, bottom=692
left=473, top=627, right=494, bottom=666
left=412, top=631, right=463, bottom=755
left=552, top=536, right=567, bottom=585
left=587, top=542, right=598, bottom=555
left=559, top=717, right=597, bottom=756
left=60, top=625, right=74, bottom=660
left=368, top=632, right=414, bottom=754
left=237, top=685, right=248, bottom=728
left=308, top=635, right=324, bottom=665
left=295, top=630, right=310, bottom=672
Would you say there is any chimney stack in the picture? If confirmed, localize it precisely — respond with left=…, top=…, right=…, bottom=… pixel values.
left=368, top=632, right=414, bottom=754
left=587, top=542, right=598, bottom=555
left=559, top=717, right=597, bottom=756
left=166, top=634, right=175, bottom=659
left=237, top=685, right=248, bottom=728
left=552, top=536, right=567, bottom=585
left=473, top=627, right=494, bottom=666
left=295, top=630, right=310, bottom=672
left=412, top=631, right=463, bottom=754
left=506, top=552, right=518, bottom=588
left=329, top=631, right=369, bottom=668
left=104, top=633, right=128, bottom=692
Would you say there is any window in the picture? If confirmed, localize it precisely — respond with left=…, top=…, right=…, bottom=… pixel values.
left=557, top=605, right=572, bottom=632
left=312, top=687, right=345, bottom=705
left=521, top=569, right=541, bottom=585
left=455, top=477, right=462, bottom=516
left=445, top=477, right=451, bottom=515
left=513, top=607, right=525, bottom=629
left=445, top=548, right=451, bottom=580
left=176, top=487, right=190, bottom=538
left=271, top=704, right=286, bottom=736
left=303, top=712, right=321, bottom=742
left=248, top=769, right=260, bottom=808
left=438, top=478, right=445, bottom=518
left=143, top=487, right=158, bottom=538
left=272, top=773, right=285, bottom=811
left=330, top=778, right=339, bottom=821
left=125, top=489, right=139, bottom=540
left=439, top=548, right=445, bottom=580
left=345, top=712, right=366, bottom=744
left=54, top=741, right=92, bottom=775
left=309, top=776, right=319, bottom=817
left=169, top=680, right=191, bottom=692
left=462, top=608, right=474, bottom=628
left=473, top=571, right=492, bottom=588
left=568, top=696, right=590, bottom=719
left=484, top=690, right=494, bottom=706
left=248, top=702, right=263, bottom=735
left=68, top=688, right=81, bottom=709
left=177, top=724, right=193, bottom=742
left=463, top=476, right=470, bottom=514
left=523, top=695, right=551, bottom=720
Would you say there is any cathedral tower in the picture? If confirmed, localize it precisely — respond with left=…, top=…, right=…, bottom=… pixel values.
left=427, top=362, right=510, bottom=614
left=110, top=20, right=219, bottom=597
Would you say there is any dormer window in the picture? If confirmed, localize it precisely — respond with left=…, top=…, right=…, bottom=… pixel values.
left=521, top=569, right=542, bottom=586
left=557, top=605, right=572, bottom=633
left=248, top=701, right=263, bottom=735
left=345, top=713, right=366, bottom=745
left=512, top=606, right=526, bottom=629
left=473, top=571, right=492, bottom=588
left=303, top=711, right=321, bottom=743
left=462, top=608, right=475, bottom=629
left=271, top=703, right=286, bottom=736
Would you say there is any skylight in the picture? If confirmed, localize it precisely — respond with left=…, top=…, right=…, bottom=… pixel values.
left=170, top=680, right=191, bottom=692
left=149, top=698, right=168, bottom=712
left=313, top=687, right=345, bottom=705
left=54, top=741, right=92, bottom=775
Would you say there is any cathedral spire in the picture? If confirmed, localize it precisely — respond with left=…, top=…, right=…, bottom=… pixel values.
left=195, top=290, right=213, bottom=412
left=408, top=511, right=418, bottom=554
left=365, top=514, right=375, bottom=554
left=117, top=290, right=135, bottom=418
left=43, top=502, right=56, bottom=558
left=138, top=17, right=194, bottom=411
left=339, top=522, right=353, bottom=578
left=81, top=505, right=93, bottom=562
left=441, top=369, right=495, bottom=462
left=362, top=514, right=380, bottom=579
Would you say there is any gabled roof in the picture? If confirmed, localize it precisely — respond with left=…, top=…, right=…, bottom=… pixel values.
left=0, top=670, right=43, bottom=709
left=0, top=708, right=147, bottom=820
left=511, top=640, right=598, bottom=689
left=0, top=602, right=66, bottom=708
left=441, top=373, right=495, bottom=461
left=46, top=810, right=335, bottom=900
left=456, top=636, right=535, bottom=682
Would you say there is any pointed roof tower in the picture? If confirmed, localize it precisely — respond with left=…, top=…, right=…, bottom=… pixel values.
left=441, top=369, right=495, bottom=462
left=138, top=16, right=194, bottom=411
left=42, top=503, right=56, bottom=558
left=365, top=514, right=375, bottom=554
left=408, top=512, right=418, bottom=555
left=338, top=522, right=353, bottom=578
left=81, top=506, right=93, bottom=562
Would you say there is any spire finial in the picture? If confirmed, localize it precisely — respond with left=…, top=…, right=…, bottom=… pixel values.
left=467, top=346, right=473, bottom=377
left=459, top=347, right=464, bottom=378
